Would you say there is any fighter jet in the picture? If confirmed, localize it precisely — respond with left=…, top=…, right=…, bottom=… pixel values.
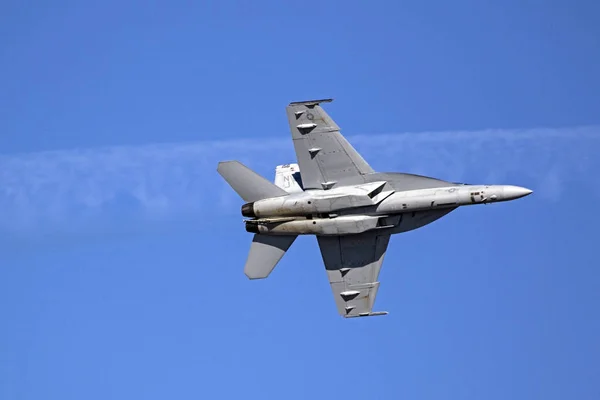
left=217, top=99, right=532, bottom=318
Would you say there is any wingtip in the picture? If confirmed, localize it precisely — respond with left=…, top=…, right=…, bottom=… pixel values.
left=344, top=311, right=389, bottom=319
left=217, top=160, right=242, bottom=170
left=288, top=98, right=334, bottom=106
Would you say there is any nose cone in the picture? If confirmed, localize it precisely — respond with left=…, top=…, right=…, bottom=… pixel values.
left=503, top=185, right=533, bottom=200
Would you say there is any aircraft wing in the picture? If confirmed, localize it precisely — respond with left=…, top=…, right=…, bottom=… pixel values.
left=317, top=231, right=391, bottom=318
left=285, top=99, right=374, bottom=190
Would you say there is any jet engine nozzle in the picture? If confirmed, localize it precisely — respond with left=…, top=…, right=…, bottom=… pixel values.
left=244, top=221, right=260, bottom=233
left=241, top=202, right=256, bottom=218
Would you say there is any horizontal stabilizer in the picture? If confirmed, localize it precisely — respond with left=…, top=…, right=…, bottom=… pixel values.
left=244, top=234, right=297, bottom=279
left=217, top=160, right=289, bottom=202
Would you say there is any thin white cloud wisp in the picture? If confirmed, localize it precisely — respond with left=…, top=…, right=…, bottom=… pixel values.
left=0, top=126, right=598, bottom=234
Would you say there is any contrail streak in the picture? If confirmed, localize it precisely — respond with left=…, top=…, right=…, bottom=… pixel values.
left=0, top=126, right=598, bottom=235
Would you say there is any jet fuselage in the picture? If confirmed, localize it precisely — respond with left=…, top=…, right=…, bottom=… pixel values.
left=217, top=98, right=534, bottom=318
left=243, top=183, right=531, bottom=236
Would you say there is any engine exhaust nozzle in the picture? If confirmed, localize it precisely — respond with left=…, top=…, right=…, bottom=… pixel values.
left=245, top=221, right=260, bottom=233
left=241, top=202, right=256, bottom=218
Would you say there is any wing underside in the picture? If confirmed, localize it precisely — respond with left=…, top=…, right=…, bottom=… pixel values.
left=317, top=231, right=391, bottom=318
left=286, top=99, right=373, bottom=190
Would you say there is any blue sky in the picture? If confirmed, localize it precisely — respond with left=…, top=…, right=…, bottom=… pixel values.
left=1, top=1, right=599, bottom=399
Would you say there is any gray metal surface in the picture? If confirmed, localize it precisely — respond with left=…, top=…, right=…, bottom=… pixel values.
left=244, top=234, right=297, bottom=279
left=317, top=231, right=390, bottom=317
left=217, top=160, right=289, bottom=202
left=216, top=98, right=533, bottom=318
left=285, top=100, right=374, bottom=190
left=363, top=172, right=455, bottom=191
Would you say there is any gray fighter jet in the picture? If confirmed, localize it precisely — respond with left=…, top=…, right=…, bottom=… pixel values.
left=217, top=99, right=532, bottom=318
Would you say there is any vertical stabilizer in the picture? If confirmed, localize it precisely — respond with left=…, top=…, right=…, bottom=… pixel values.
left=274, top=163, right=304, bottom=193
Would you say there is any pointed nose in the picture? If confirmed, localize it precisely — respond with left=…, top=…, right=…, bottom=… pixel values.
left=503, top=185, right=533, bottom=200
